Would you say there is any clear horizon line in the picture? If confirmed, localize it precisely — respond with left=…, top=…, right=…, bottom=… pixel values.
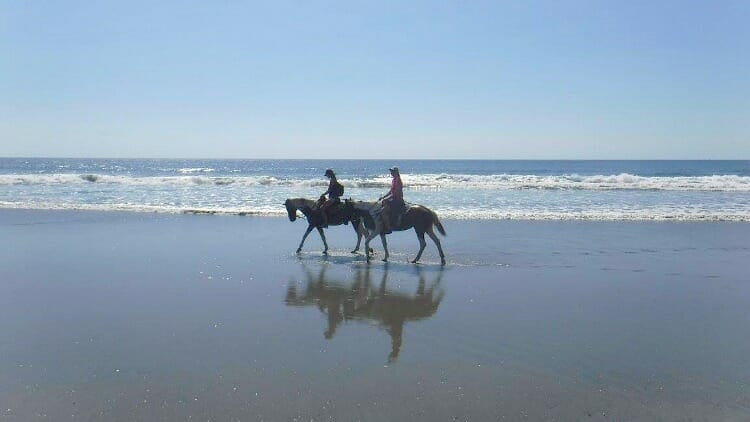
left=2, top=156, right=748, bottom=161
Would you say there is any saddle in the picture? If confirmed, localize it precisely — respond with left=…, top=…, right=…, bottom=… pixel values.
left=315, top=200, right=348, bottom=225
left=385, top=201, right=413, bottom=229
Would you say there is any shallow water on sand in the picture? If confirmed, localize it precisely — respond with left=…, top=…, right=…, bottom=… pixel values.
left=1, top=210, right=749, bottom=420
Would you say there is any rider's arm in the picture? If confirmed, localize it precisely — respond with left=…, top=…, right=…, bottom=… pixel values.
left=323, top=180, right=334, bottom=196
left=379, top=179, right=396, bottom=201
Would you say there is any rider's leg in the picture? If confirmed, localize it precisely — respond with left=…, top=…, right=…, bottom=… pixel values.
left=381, top=203, right=392, bottom=233
left=321, top=197, right=337, bottom=227
left=394, top=200, right=404, bottom=227
left=320, top=202, right=329, bottom=227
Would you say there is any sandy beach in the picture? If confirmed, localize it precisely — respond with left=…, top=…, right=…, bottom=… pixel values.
left=4, top=0, right=749, bottom=418
left=1, top=209, right=749, bottom=420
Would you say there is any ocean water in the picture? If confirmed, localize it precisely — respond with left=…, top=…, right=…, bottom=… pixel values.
left=1, top=158, right=749, bottom=220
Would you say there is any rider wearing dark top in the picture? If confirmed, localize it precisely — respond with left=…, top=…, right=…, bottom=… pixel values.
left=378, top=166, right=404, bottom=233
left=320, top=169, right=344, bottom=227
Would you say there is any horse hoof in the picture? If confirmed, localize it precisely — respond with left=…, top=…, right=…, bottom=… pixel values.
left=411, top=259, right=418, bottom=264
left=350, top=250, right=358, bottom=254
left=381, top=258, right=388, bottom=262
left=441, top=259, right=446, bottom=266
left=322, top=251, right=328, bottom=256
left=295, top=249, right=301, bottom=254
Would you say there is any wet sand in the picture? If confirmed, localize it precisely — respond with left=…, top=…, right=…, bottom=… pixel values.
left=1, top=210, right=749, bottom=420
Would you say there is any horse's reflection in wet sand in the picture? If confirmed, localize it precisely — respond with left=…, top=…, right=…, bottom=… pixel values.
left=285, top=264, right=444, bottom=362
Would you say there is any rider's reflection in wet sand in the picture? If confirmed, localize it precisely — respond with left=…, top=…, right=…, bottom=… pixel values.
left=285, top=264, right=444, bottom=362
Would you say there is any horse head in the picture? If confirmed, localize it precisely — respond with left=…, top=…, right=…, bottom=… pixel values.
left=345, top=200, right=378, bottom=230
left=284, top=199, right=298, bottom=222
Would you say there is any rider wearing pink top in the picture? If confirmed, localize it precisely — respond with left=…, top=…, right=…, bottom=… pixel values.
left=389, top=173, right=403, bottom=202
left=378, top=166, right=404, bottom=232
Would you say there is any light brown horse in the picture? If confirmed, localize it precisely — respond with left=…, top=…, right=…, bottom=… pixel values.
left=346, top=200, right=446, bottom=265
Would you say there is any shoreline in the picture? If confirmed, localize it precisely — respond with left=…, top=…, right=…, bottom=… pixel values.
left=2, top=205, right=750, bottom=222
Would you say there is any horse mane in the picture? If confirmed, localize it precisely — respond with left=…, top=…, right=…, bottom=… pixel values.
left=288, top=197, right=316, bottom=210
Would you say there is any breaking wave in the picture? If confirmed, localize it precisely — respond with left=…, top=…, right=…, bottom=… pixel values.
left=1, top=173, right=750, bottom=191
left=178, top=167, right=215, bottom=174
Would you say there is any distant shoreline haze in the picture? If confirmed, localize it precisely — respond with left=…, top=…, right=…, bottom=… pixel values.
left=2, top=157, right=749, bottom=161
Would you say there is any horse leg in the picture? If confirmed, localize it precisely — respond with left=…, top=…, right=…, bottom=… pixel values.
left=365, top=223, right=376, bottom=255
left=427, top=226, right=446, bottom=265
left=412, top=230, right=427, bottom=264
left=351, top=221, right=363, bottom=254
left=357, top=223, right=376, bottom=255
left=317, top=227, right=329, bottom=255
left=297, top=225, right=314, bottom=253
left=364, top=229, right=379, bottom=261
left=380, top=233, right=389, bottom=262
left=357, top=223, right=375, bottom=255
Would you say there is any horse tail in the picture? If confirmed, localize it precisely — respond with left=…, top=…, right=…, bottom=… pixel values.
left=431, top=210, right=446, bottom=236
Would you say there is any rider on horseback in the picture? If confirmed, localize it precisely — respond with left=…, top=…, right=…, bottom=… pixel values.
left=320, top=168, right=344, bottom=228
left=378, top=166, right=404, bottom=234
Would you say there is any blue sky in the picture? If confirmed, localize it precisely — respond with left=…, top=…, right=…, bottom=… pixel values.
left=1, top=1, right=748, bottom=159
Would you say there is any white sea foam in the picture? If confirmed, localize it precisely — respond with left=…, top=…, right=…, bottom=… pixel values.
left=1, top=201, right=748, bottom=221
left=3, top=170, right=748, bottom=221
left=399, top=173, right=750, bottom=191
left=0, top=201, right=288, bottom=216
left=431, top=207, right=750, bottom=221
left=178, top=167, right=215, bottom=174
left=2, top=173, right=750, bottom=191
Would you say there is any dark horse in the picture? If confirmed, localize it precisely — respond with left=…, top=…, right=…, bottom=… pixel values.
left=284, top=197, right=371, bottom=255
left=346, top=200, right=446, bottom=265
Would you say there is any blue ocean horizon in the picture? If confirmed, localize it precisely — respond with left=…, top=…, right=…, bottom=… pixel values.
left=1, top=158, right=749, bottom=220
